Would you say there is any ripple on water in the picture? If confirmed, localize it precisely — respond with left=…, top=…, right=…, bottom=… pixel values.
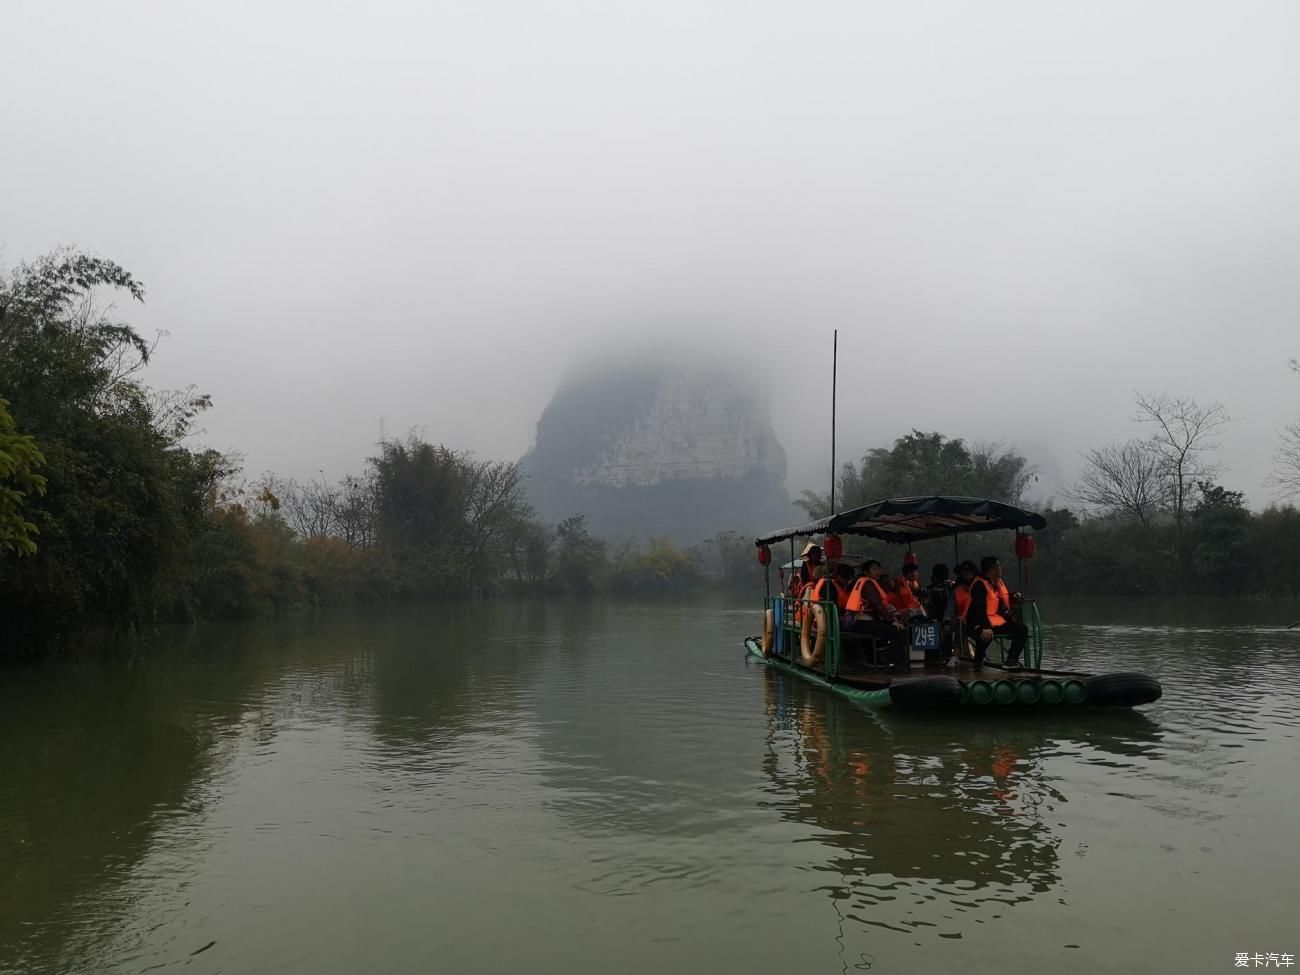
left=3, top=599, right=1300, bottom=974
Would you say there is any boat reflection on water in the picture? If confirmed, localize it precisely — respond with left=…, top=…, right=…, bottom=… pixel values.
left=758, top=669, right=1161, bottom=943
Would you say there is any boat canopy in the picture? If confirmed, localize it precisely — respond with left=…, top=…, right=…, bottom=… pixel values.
left=755, top=496, right=1047, bottom=547
left=780, top=554, right=866, bottom=571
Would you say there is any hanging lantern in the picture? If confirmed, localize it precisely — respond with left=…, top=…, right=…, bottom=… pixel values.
left=1015, top=533, right=1036, bottom=560
left=903, top=551, right=919, bottom=568
left=824, top=534, right=844, bottom=560
left=757, top=544, right=772, bottom=566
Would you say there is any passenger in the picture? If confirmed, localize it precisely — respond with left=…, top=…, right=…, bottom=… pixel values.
left=843, top=560, right=909, bottom=670
left=889, top=567, right=925, bottom=617
left=924, top=563, right=954, bottom=621
left=965, top=556, right=1029, bottom=671
left=925, top=563, right=958, bottom=664
left=900, top=562, right=923, bottom=597
left=796, top=542, right=824, bottom=595
left=793, top=562, right=826, bottom=624
left=953, top=560, right=978, bottom=621
left=806, top=561, right=853, bottom=612
left=834, top=562, right=856, bottom=609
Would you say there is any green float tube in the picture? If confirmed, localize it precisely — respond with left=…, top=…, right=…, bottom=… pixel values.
left=1063, top=679, right=1088, bottom=704
left=1038, top=680, right=1064, bottom=705
left=992, top=680, right=1017, bottom=705
left=1016, top=681, right=1041, bottom=705
left=968, top=680, right=994, bottom=705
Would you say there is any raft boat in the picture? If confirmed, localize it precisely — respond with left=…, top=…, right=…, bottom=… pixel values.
left=745, top=496, right=1163, bottom=711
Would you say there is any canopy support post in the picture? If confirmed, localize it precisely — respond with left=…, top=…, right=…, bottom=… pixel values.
left=830, top=329, right=838, bottom=516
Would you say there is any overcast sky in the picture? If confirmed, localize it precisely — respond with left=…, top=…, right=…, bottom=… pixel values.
left=4, top=0, right=1298, bottom=505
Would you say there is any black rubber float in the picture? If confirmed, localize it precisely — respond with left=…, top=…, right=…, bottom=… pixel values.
left=888, top=675, right=962, bottom=708
left=1084, top=672, right=1163, bottom=707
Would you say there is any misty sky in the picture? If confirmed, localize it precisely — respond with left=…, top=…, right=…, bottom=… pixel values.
left=4, top=0, right=1298, bottom=507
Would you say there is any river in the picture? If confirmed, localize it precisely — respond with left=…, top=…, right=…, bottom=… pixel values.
left=2, top=595, right=1297, bottom=974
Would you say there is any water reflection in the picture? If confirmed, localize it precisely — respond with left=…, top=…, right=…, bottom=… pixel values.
left=2, top=596, right=1297, bottom=975
left=0, top=620, right=309, bottom=974
left=758, top=669, right=1163, bottom=943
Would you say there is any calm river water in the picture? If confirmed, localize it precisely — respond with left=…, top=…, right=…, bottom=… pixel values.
left=2, top=595, right=1298, bottom=974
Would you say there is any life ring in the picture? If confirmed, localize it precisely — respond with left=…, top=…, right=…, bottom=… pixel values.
left=800, top=602, right=826, bottom=667
left=761, top=609, right=775, bottom=657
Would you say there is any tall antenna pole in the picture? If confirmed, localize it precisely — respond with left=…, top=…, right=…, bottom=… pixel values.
left=830, top=329, right=838, bottom=516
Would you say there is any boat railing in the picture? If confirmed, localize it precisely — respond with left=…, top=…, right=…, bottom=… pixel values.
left=765, top=595, right=843, bottom=680
left=768, top=593, right=1043, bottom=674
left=1026, top=599, right=1044, bottom=669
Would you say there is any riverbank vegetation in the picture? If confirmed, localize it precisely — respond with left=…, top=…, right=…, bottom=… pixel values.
left=3, top=248, right=1300, bottom=656
left=799, top=425, right=1300, bottom=598
left=0, top=251, right=733, bottom=655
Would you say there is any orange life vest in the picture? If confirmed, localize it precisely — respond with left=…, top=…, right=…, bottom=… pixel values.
left=890, top=581, right=922, bottom=613
left=976, top=577, right=1011, bottom=627
left=807, top=576, right=849, bottom=612
left=846, top=576, right=889, bottom=615
left=954, top=581, right=972, bottom=618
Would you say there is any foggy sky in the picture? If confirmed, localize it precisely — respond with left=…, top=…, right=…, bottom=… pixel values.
left=4, top=0, right=1298, bottom=508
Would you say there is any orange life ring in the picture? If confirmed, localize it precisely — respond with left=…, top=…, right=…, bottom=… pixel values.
left=800, top=602, right=827, bottom=667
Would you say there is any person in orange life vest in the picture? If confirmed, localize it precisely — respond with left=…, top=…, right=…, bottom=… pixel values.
left=843, top=560, right=908, bottom=670
left=900, top=563, right=923, bottom=597
left=965, top=556, right=1029, bottom=671
left=788, top=543, right=822, bottom=623
left=952, top=561, right=977, bottom=620
left=890, top=565, right=925, bottom=616
left=806, top=562, right=853, bottom=612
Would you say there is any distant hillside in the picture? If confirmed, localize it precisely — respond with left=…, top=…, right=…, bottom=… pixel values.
left=522, top=361, right=793, bottom=543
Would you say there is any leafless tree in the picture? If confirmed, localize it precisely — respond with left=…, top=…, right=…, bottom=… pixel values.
left=1270, top=423, right=1300, bottom=498
left=148, top=385, right=213, bottom=445
left=257, top=474, right=340, bottom=539
left=333, top=475, right=376, bottom=549
left=1068, top=440, right=1168, bottom=525
left=1270, top=359, right=1300, bottom=498
left=1134, top=391, right=1230, bottom=556
left=463, top=460, right=534, bottom=574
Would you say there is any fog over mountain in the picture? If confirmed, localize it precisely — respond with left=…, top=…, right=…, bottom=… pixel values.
left=3, top=0, right=1298, bottom=508
left=522, top=356, right=793, bottom=542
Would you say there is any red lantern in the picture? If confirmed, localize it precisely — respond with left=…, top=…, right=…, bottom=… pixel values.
left=757, top=545, right=772, bottom=566
left=824, top=534, right=844, bottom=560
left=1015, top=533, right=1036, bottom=560
left=902, top=551, right=919, bottom=568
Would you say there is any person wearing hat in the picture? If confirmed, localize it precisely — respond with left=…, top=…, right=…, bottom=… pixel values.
left=796, top=542, right=823, bottom=594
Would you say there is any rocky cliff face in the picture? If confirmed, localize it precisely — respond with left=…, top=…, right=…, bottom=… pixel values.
left=522, top=363, right=791, bottom=543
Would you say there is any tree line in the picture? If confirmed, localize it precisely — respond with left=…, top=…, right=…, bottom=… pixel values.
left=799, top=415, right=1300, bottom=597
left=5, top=249, right=1300, bottom=657
left=0, top=251, right=750, bottom=658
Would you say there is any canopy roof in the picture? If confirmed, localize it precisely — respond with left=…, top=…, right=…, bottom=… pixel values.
left=779, top=554, right=866, bottom=571
left=756, top=496, right=1047, bottom=547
